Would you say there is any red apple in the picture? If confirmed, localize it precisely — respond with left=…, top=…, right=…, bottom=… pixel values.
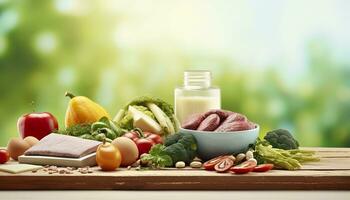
left=17, top=112, right=59, bottom=140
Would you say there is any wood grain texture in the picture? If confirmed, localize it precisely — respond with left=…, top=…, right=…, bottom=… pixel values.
left=0, top=147, right=349, bottom=190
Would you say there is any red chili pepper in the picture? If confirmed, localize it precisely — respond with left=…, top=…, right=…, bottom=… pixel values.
left=230, top=159, right=257, bottom=174
left=214, top=157, right=234, bottom=173
left=253, top=164, right=274, bottom=172
left=123, top=128, right=162, bottom=156
left=203, top=156, right=227, bottom=171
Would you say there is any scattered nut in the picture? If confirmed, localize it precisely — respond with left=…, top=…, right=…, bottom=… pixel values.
left=76, top=166, right=92, bottom=174
left=235, top=153, right=245, bottom=164
left=190, top=161, right=202, bottom=168
left=48, top=166, right=58, bottom=171
left=245, top=150, right=254, bottom=160
left=67, top=167, right=75, bottom=171
left=175, top=161, right=186, bottom=168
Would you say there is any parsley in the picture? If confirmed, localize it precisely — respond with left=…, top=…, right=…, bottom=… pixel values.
left=141, top=144, right=173, bottom=169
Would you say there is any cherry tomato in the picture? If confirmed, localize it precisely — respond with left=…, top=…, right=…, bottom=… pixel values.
left=203, top=156, right=226, bottom=171
left=253, top=164, right=274, bottom=172
left=230, top=159, right=257, bottom=174
left=0, top=149, right=10, bottom=164
left=214, top=157, right=234, bottom=173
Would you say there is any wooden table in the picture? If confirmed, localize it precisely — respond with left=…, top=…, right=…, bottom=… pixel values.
left=0, top=147, right=349, bottom=190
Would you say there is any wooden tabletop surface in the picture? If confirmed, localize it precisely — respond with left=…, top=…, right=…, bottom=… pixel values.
left=0, top=147, right=349, bottom=190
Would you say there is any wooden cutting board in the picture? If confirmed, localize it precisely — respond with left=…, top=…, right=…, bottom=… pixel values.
left=0, top=147, right=349, bottom=190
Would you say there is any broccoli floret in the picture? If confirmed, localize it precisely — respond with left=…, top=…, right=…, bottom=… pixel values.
left=164, top=133, right=197, bottom=163
left=164, top=133, right=182, bottom=146
left=178, top=133, right=197, bottom=153
left=164, top=143, right=190, bottom=164
left=264, top=129, right=299, bottom=150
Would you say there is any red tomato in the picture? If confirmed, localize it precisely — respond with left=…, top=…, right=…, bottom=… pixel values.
left=253, top=164, right=274, bottom=172
left=144, top=132, right=163, bottom=144
left=230, top=159, right=257, bottom=174
left=135, top=138, right=155, bottom=156
left=123, top=129, right=161, bottom=156
left=214, top=157, right=234, bottom=173
left=0, top=149, right=10, bottom=164
left=123, top=131, right=139, bottom=141
left=203, top=156, right=226, bottom=171
left=17, top=112, right=58, bottom=140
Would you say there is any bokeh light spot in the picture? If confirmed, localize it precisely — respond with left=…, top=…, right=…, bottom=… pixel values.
left=0, top=9, right=19, bottom=34
left=54, top=0, right=75, bottom=13
left=34, top=32, right=58, bottom=54
left=57, top=67, right=75, bottom=86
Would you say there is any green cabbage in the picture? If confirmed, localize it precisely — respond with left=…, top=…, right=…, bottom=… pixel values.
left=114, top=96, right=178, bottom=134
left=117, top=105, right=155, bottom=130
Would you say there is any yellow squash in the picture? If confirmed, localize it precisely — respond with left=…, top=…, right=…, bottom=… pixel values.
left=65, top=92, right=110, bottom=127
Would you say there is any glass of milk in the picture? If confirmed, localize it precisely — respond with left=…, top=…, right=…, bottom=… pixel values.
left=175, top=70, right=221, bottom=125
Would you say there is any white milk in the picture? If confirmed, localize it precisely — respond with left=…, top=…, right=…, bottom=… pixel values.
left=174, top=70, right=221, bottom=125
left=175, top=96, right=221, bottom=125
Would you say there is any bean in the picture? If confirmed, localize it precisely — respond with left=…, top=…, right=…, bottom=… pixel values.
left=175, top=161, right=186, bottom=168
left=246, top=150, right=254, bottom=160
left=190, top=161, right=202, bottom=168
left=235, top=153, right=246, bottom=164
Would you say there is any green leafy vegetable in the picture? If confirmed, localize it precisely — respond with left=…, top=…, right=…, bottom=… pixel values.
left=264, top=129, right=299, bottom=150
left=118, top=114, right=134, bottom=130
left=147, top=103, right=175, bottom=135
left=140, top=133, right=198, bottom=168
left=58, top=117, right=125, bottom=142
left=114, top=96, right=178, bottom=135
left=58, top=123, right=92, bottom=137
left=141, top=144, right=173, bottom=168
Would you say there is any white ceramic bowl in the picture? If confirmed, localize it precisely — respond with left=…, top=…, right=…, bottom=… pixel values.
left=180, top=125, right=259, bottom=161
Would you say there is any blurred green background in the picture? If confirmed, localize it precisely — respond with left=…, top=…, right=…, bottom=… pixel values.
left=0, top=0, right=349, bottom=147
